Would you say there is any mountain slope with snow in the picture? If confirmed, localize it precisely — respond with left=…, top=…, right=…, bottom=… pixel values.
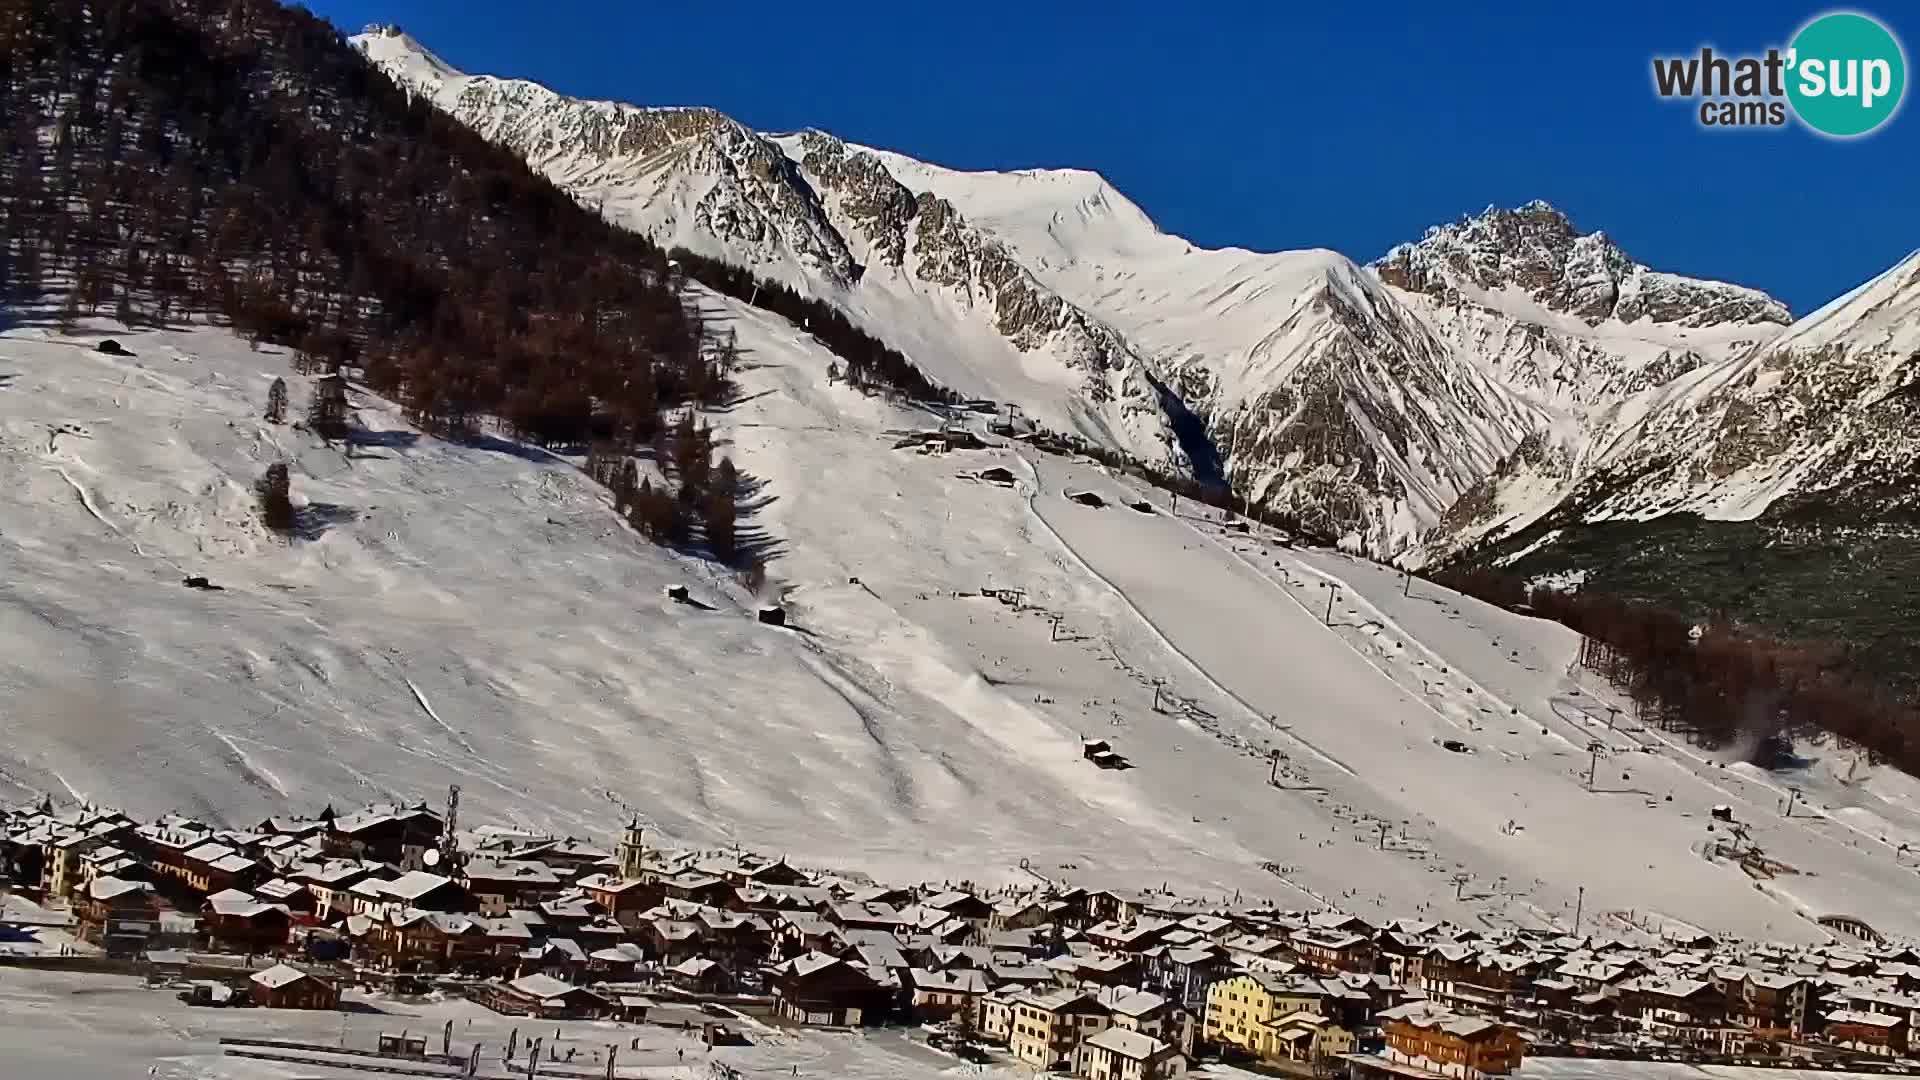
left=353, top=28, right=1569, bottom=553
left=9, top=296, right=1920, bottom=943
left=354, top=27, right=1187, bottom=475
left=348, top=25, right=1920, bottom=699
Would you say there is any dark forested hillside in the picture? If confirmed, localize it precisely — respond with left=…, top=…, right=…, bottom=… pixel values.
left=0, top=0, right=717, bottom=449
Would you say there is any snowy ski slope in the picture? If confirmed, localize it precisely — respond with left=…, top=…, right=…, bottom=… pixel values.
left=5, top=293, right=1920, bottom=944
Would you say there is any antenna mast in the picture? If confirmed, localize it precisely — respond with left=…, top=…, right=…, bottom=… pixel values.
left=440, top=783, right=462, bottom=872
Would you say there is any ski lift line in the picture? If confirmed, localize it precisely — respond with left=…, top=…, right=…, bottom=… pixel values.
left=1015, top=451, right=1357, bottom=778
left=1171, top=504, right=1500, bottom=748
left=1562, top=662, right=1912, bottom=863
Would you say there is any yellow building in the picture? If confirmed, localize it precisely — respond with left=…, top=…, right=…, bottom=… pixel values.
left=1204, top=973, right=1330, bottom=1054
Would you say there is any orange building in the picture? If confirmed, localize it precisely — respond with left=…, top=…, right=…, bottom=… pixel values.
left=1383, top=1011, right=1527, bottom=1077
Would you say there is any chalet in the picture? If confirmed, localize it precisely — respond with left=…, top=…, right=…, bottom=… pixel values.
left=1380, top=1003, right=1528, bottom=1077
left=1174, top=913, right=1235, bottom=944
left=1616, top=976, right=1725, bottom=1041
left=1148, top=943, right=1227, bottom=1011
left=1007, top=988, right=1110, bottom=1071
left=611, top=994, right=656, bottom=1024
left=74, top=876, right=159, bottom=956
left=289, top=859, right=381, bottom=920
left=1069, top=950, right=1144, bottom=988
left=659, top=871, right=733, bottom=907
left=517, top=938, right=589, bottom=982
left=828, top=900, right=913, bottom=934
left=1080, top=1027, right=1187, bottom=1080
left=843, top=929, right=913, bottom=978
left=770, top=952, right=887, bottom=1026
left=907, top=967, right=990, bottom=1022
left=921, top=890, right=994, bottom=928
left=643, top=917, right=706, bottom=964
left=1825, top=1009, right=1909, bottom=1057
left=1087, top=918, right=1177, bottom=955
left=254, top=815, right=326, bottom=840
left=346, top=870, right=465, bottom=919
left=666, top=956, right=733, bottom=994
left=733, top=883, right=833, bottom=915
left=475, top=974, right=612, bottom=1019
left=1100, top=985, right=1189, bottom=1053
left=1421, top=949, right=1548, bottom=1016
left=1553, top=955, right=1643, bottom=995
left=76, top=844, right=143, bottom=896
left=575, top=872, right=661, bottom=927
left=138, top=822, right=261, bottom=898
left=461, top=858, right=563, bottom=915
left=249, top=963, right=339, bottom=1010
left=1290, top=926, right=1375, bottom=974
left=1257, top=1010, right=1355, bottom=1065
left=1718, top=969, right=1809, bottom=1035
left=323, top=803, right=443, bottom=867
left=845, top=883, right=917, bottom=907
left=992, top=897, right=1053, bottom=931
left=776, top=912, right=843, bottom=956
left=585, top=942, right=646, bottom=981
left=254, top=878, right=316, bottom=916
left=515, top=838, right=611, bottom=877
left=200, top=889, right=292, bottom=953
left=1225, top=933, right=1292, bottom=968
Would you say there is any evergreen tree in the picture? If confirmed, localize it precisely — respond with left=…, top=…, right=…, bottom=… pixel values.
left=263, top=377, right=288, bottom=424
left=255, top=462, right=293, bottom=533
left=702, top=489, right=737, bottom=563
left=307, top=373, right=349, bottom=441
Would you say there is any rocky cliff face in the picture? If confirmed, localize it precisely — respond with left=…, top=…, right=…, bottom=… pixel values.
left=1579, top=250, right=1920, bottom=520
left=1374, top=203, right=1795, bottom=560
left=1376, top=201, right=1790, bottom=329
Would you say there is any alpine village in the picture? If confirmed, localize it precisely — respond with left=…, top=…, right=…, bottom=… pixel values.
left=7, top=791, right=1920, bottom=1080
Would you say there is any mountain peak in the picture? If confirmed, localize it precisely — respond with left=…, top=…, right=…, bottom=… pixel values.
left=1375, top=203, right=1789, bottom=329
left=352, top=24, right=466, bottom=85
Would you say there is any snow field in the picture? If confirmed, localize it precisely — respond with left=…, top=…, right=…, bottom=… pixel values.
left=7, top=288, right=1920, bottom=945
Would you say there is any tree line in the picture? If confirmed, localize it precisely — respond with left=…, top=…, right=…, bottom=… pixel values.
left=1432, top=566, right=1920, bottom=774
left=669, top=249, right=954, bottom=405
left=0, top=0, right=752, bottom=556
left=583, top=409, right=754, bottom=570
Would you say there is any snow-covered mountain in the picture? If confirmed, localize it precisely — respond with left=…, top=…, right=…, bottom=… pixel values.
left=1364, top=202, right=1796, bottom=558
left=354, top=26, right=1920, bottom=572
left=353, top=28, right=1186, bottom=477
left=1401, top=206, right=1920, bottom=560
left=1563, top=247, right=1920, bottom=521
left=15, top=303, right=1920, bottom=945
left=352, top=27, right=1555, bottom=553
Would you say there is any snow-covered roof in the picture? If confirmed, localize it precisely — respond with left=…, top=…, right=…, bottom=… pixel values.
left=1828, top=1009, right=1906, bottom=1028
left=379, top=870, right=455, bottom=900
left=88, top=876, right=149, bottom=901
left=1083, top=1027, right=1172, bottom=1060
left=251, top=963, right=319, bottom=989
left=508, top=973, right=578, bottom=1002
left=206, top=890, right=280, bottom=918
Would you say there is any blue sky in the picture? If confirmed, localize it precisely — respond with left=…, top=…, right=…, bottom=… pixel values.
left=308, top=1, right=1918, bottom=314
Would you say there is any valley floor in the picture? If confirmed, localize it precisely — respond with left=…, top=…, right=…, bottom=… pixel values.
left=5, top=293, right=1920, bottom=946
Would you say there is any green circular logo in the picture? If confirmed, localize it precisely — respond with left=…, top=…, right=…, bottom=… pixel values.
left=1787, top=12, right=1907, bottom=137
